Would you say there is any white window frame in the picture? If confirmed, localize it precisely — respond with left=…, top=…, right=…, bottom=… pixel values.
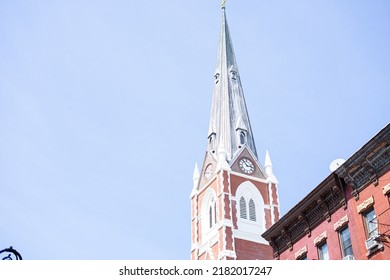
left=234, top=181, right=266, bottom=243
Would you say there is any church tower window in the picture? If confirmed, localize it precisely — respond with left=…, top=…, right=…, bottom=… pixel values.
left=214, top=73, right=220, bottom=84
left=240, top=131, right=246, bottom=145
left=239, top=197, right=247, bottom=219
left=208, top=133, right=216, bottom=153
left=230, top=70, right=237, bottom=80
left=249, top=199, right=256, bottom=221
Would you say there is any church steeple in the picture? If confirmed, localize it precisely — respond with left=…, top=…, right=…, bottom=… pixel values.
left=191, top=4, right=280, bottom=260
left=208, top=7, right=257, bottom=162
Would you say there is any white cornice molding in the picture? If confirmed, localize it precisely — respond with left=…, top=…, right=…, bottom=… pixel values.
left=357, top=196, right=374, bottom=214
left=294, top=245, right=308, bottom=260
left=333, top=215, right=349, bottom=231
left=313, top=231, right=327, bottom=246
left=383, top=183, right=390, bottom=195
left=233, top=229, right=268, bottom=244
left=218, top=219, right=233, bottom=228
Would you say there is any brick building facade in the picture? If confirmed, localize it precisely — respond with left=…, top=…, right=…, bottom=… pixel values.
left=262, top=124, right=390, bottom=260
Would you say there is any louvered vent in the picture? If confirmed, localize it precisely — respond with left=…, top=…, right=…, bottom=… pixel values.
left=209, top=206, right=213, bottom=228
left=240, top=197, right=247, bottom=219
left=249, top=199, right=256, bottom=221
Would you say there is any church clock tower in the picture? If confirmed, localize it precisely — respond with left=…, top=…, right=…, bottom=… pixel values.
left=190, top=5, right=280, bottom=260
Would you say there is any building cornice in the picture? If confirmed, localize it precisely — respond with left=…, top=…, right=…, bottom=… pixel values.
left=262, top=173, right=344, bottom=254
left=335, top=124, right=390, bottom=200
left=263, top=124, right=390, bottom=256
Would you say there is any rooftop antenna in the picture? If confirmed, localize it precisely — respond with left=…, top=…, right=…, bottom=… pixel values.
left=329, top=158, right=346, bottom=172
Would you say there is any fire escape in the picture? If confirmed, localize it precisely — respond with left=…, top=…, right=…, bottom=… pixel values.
left=367, top=206, right=390, bottom=256
left=377, top=207, right=390, bottom=245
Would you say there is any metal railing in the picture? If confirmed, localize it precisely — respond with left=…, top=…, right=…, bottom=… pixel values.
left=377, top=207, right=390, bottom=236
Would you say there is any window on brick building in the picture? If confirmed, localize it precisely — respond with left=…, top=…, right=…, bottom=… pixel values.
left=317, top=242, right=329, bottom=260
left=208, top=200, right=217, bottom=228
left=339, top=226, right=354, bottom=258
left=363, top=208, right=378, bottom=239
left=297, top=254, right=308, bottom=260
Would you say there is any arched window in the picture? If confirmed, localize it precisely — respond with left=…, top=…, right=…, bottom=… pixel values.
left=208, top=199, right=218, bottom=229
left=249, top=199, right=256, bottom=221
left=240, top=131, right=246, bottom=145
left=201, top=189, right=218, bottom=245
left=240, top=197, right=247, bottom=219
left=208, top=133, right=216, bottom=153
left=235, top=181, right=266, bottom=243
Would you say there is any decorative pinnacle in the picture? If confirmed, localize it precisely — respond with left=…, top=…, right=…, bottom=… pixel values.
left=222, top=0, right=227, bottom=9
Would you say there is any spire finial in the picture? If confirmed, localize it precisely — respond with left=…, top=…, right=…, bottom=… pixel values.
left=222, top=0, right=227, bottom=9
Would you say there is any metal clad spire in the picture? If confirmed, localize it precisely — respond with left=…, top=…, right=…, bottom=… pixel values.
left=208, top=8, right=258, bottom=162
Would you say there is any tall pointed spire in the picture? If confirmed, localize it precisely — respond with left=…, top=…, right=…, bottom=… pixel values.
left=207, top=7, right=258, bottom=162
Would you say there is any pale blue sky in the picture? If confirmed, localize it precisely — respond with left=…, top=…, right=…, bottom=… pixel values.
left=1, top=0, right=389, bottom=259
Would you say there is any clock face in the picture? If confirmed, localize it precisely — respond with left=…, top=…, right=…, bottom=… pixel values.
left=239, top=158, right=255, bottom=174
left=204, top=164, right=213, bottom=180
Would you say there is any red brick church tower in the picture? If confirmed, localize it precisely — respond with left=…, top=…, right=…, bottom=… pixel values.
left=190, top=5, right=280, bottom=260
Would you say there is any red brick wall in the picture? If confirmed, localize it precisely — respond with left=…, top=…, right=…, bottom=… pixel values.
left=230, top=175, right=270, bottom=205
left=347, top=170, right=390, bottom=260
left=278, top=170, right=390, bottom=260
left=278, top=206, right=350, bottom=260
left=235, top=238, right=273, bottom=260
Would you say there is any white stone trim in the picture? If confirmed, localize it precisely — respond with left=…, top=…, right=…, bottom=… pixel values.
left=204, top=248, right=215, bottom=260
left=200, top=189, right=218, bottom=246
left=313, top=231, right=327, bottom=246
left=357, top=196, right=374, bottom=214
left=268, top=182, right=275, bottom=225
left=199, top=231, right=219, bottom=255
left=221, top=171, right=227, bottom=255
left=333, top=215, right=349, bottom=231
left=233, top=229, right=268, bottom=244
left=218, top=250, right=237, bottom=260
left=295, top=245, right=308, bottom=259
left=191, top=242, right=199, bottom=252
left=216, top=172, right=223, bottom=257
left=383, top=183, right=390, bottom=195
left=190, top=187, right=198, bottom=199
left=219, top=219, right=233, bottom=228
left=198, top=175, right=217, bottom=194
